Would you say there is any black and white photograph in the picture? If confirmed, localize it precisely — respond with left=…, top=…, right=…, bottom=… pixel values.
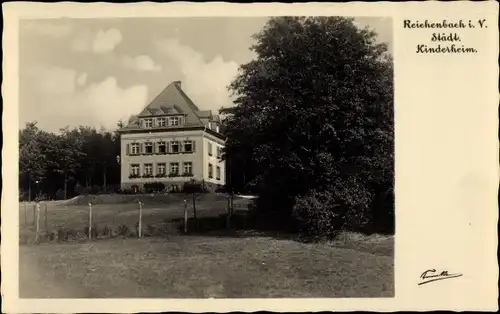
left=3, top=1, right=500, bottom=312
left=15, top=15, right=395, bottom=299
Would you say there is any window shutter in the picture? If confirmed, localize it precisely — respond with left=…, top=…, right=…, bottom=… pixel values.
left=140, top=143, right=144, bottom=154
left=192, top=140, right=196, bottom=152
left=126, top=144, right=130, bottom=155
left=166, top=142, right=170, bottom=154
left=153, top=142, right=158, bottom=154
left=180, top=141, right=184, bottom=153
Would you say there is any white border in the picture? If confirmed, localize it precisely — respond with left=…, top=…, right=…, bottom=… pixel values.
left=2, top=2, right=499, bottom=312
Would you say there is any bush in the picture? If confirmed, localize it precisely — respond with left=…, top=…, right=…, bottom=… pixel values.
left=144, top=182, right=165, bottom=193
left=117, top=188, right=136, bottom=195
left=105, top=185, right=121, bottom=194
left=145, top=224, right=156, bottom=236
left=292, top=189, right=344, bottom=239
left=292, top=178, right=374, bottom=239
left=90, top=185, right=102, bottom=195
left=57, top=228, right=68, bottom=242
left=116, top=224, right=130, bottom=237
left=101, top=224, right=112, bottom=237
left=74, top=184, right=85, bottom=195
left=55, top=189, right=65, bottom=200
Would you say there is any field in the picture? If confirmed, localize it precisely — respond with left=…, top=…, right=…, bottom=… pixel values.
left=19, top=194, right=394, bottom=298
left=19, top=193, right=240, bottom=243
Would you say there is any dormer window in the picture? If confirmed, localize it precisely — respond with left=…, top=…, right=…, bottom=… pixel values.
left=143, top=118, right=153, bottom=128
left=157, top=118, right=166, bottom=127
left=170, top=116, right=180, bottom=126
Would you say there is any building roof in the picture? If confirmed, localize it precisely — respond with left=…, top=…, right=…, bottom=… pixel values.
left=120, top=81, right=225, bottom=132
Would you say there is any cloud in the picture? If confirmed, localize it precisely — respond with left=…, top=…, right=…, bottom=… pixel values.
left=76, top=73, right=88, bottom=86
left=156, top=38, right=239, bottom=112
left=120, top=54, right=162, bottom=72
left=21, top=20, right=73, bottom=38
left=22, top=66, right=148, bottom=132
left=71, top=29, right=93, bottom=52
left=26, top=65, right=77, bottom=95
left=71, top=28, right=122, bottom=54
left=93, top=28, right=123, bottom=53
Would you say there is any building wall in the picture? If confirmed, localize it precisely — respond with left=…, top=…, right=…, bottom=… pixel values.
left=202, top=134, right=226, bottom=189
left=120, top=130, right=205, bottom=190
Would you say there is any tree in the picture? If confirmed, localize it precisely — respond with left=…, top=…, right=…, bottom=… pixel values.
left=52, top=128, right=86, bottom=199
left=19, top=121, right=124, bottom=200
left=19, top=122, right=46, bottom=201
left=223, top=17, right=394, bottom=235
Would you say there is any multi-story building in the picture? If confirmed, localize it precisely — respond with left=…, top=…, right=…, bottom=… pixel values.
left=117, top=81, right=226, bottom=193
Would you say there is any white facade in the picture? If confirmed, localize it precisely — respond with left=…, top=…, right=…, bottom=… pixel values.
left=120, top=129, right=226, bottom=191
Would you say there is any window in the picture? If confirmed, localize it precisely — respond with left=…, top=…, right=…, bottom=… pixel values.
left=157, top=118, right=166, bottom=127
left=144, top=142, right=153, bottom=154
left=170, top=116, right=180, bottom=126
left=208, top=163, right=213, bottom=179
left=216, top=147, right=222, bottom=159
left=156, top=163, right=166, bottom=176
left=184, top=140, right=193, bottom=153
left=144, top=163, right=153, bottom=176
left=183, top=162, right=193, bottom=176
left=130, top=143, right=140, bottom=155
left=130, top=164, right=140, bottom=176
left=157, top=141, right=166, bottom=154
left=171, top=141, right=179, bottom=153
left=216, top=166, right=221, bottom=180
left=170, top=162, right=179, bottom=176
left=144, top=118, right=153, bottom=128
left=208, top=142, right=213, bottom=156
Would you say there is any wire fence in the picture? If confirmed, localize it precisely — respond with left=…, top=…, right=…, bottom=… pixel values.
left=19, top=196, right=247, bottom=245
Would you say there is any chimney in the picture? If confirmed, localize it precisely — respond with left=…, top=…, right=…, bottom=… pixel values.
left=174, top=81, right=181, bottom=89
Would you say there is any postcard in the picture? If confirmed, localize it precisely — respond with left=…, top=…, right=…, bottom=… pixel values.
left=1, top=1, right=498, bottom=313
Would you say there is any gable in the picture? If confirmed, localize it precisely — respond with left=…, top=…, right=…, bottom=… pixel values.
left=120, top=81, right=228, bottom=132
left=136, top=81, right=203, bottom=126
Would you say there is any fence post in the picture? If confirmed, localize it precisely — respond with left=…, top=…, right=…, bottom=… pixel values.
left=184, top=199, right=188, bottom=233
left=44, top=203, right=48, bottom=232
left=226, top=195, right=231, bottom=229
left=24, top=202, right=27, bottom=225
left=35, top=203, right=40, bottom=243
left=88, top=202, right=92, bottom=240
left=138, top=201, right=143, bottom=239
left=32, top=204, right=36, bottom=226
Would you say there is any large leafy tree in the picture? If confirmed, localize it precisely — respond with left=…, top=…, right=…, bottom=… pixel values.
left=19, top=122, right=47, bottom=200
left=223, top=17, right=394, bottom=235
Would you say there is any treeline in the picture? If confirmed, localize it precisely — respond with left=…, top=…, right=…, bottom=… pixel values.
left=221, top=17, right=395, bottom=236
left=19, top=122, right=122, bottom=201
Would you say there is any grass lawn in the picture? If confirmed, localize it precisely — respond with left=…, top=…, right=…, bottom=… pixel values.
left=20, top=234, right=394, bottom=298
left=19, top=194, right=394, bottom=298
left=19, top=194, right=239, bottom=243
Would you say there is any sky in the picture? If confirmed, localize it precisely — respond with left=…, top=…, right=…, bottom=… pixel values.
left=19, top=17, right=392, bottom=133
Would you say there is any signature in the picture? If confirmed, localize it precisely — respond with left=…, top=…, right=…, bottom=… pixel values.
left=418, top=269, right=463, bottom=285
